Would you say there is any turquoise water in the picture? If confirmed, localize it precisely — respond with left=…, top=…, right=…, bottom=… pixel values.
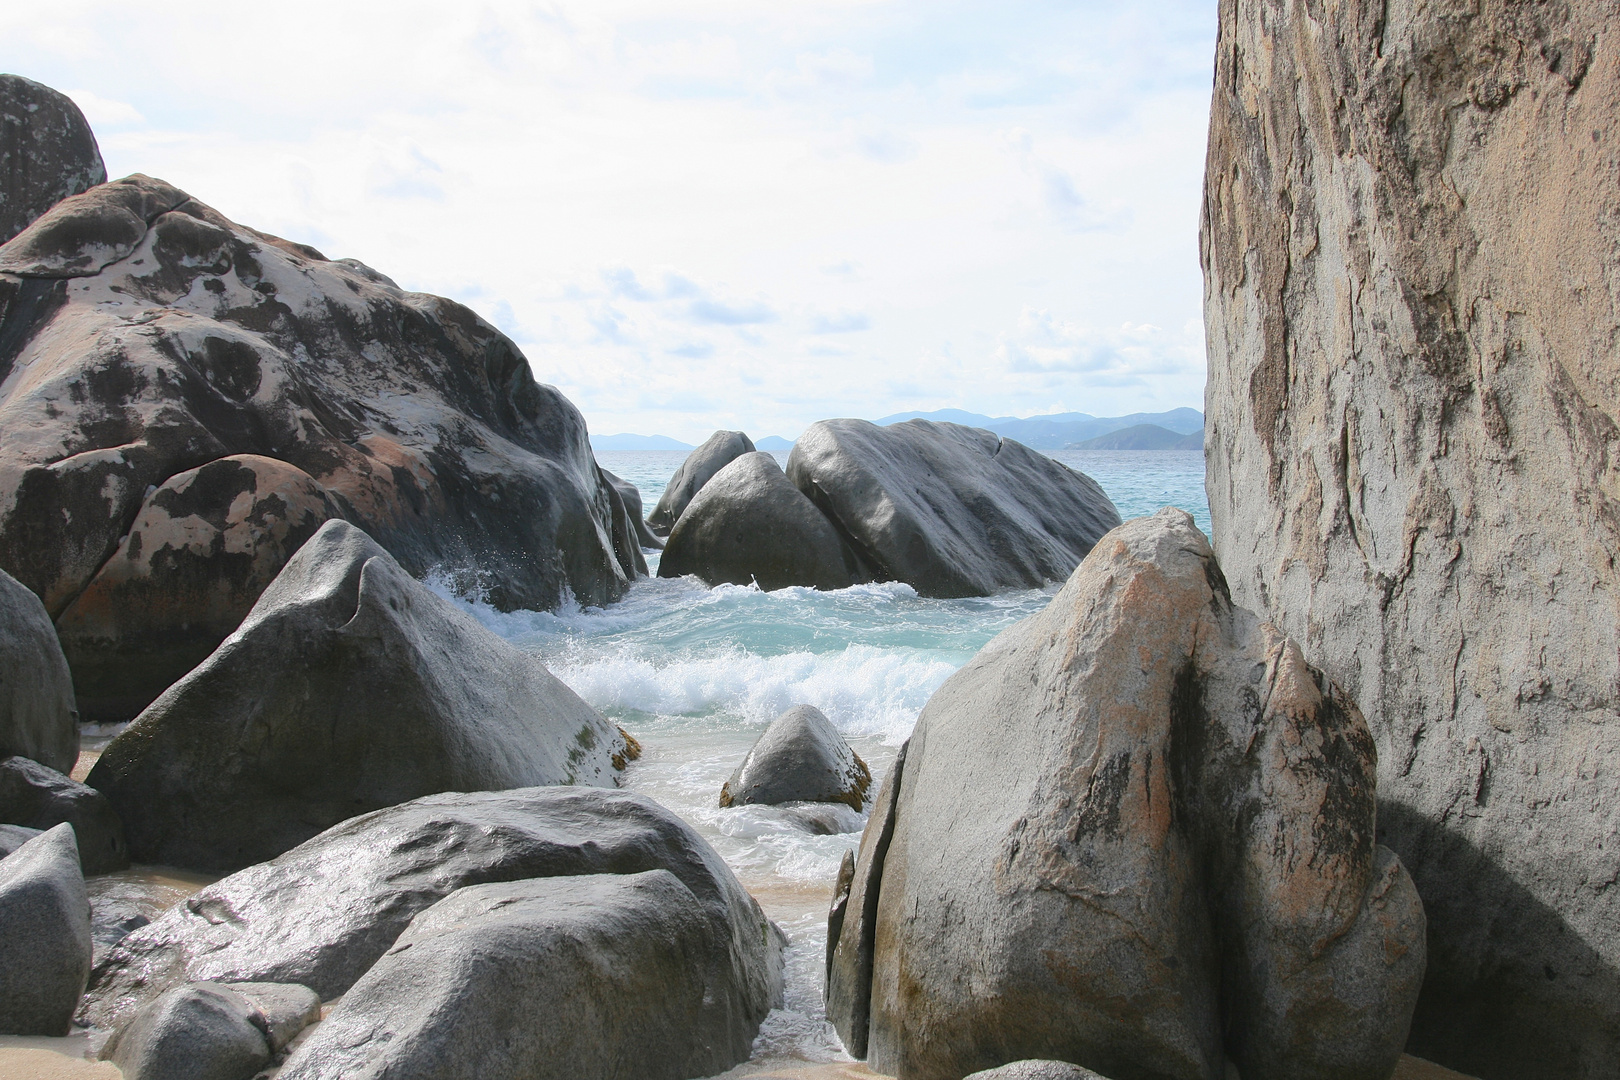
left=439, top=448, right=1210, bottom=1075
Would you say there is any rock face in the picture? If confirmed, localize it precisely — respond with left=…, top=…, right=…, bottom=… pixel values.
left=0, top=171, right=642, bottom=723
left=787, top=419, right=1121, bottom=598
left=280, top=872, right=764, bottom=1080
left=646, top=430, right=755, bottom=535
left=82, top=786, right=784, bottom=1038
left=86, top=520, right=630, bottom=872
left=720, top=704, right=870, bottom=809
left=0, top=755, right=127, bottom=874
left=0, top=565, right=77, bottom=774
left=603, top=468, right=662, bottom=550
left=0, top=75, right=106, bottom=245
left=0, top=823, right=92, bottom=1035
left=826, top=511, right=1424, bottom=1080
left=1201, top=4, right=1620, bottom=1077
left=661, top=453, right=862, bottom=591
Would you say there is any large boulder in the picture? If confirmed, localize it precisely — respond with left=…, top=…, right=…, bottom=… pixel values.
left=827, top=510, right=1424, bottom=1080
left=0, top=565, right=77, bottom=773
left=0, top=755, right=127, bottom=874
left=0, top=75, right=106, bottom=245
left=279, top=872, right=763, bottom=1080
left=661, top=453, right=863, bottom=591
left=603, top=468, right=663, bottom=550
left=82, top=786, right=784, bottom=1038
left=786, top=419, right=1121, bottom=597
left=720, top=704, right=871, bottom=809
left=86, top=520, right=631, bottom=871
left=0, top=171, right=642, bottom=723
left=1201, top=4, right=1620, bottom=1077
left=646, top=430, right=754, bottom=535
left=0, top=823, right=92, bottom=1035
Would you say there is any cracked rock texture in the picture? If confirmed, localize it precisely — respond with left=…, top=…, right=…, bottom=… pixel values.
left=1203, top=3, right=1620, bottom=1077
left=0, top=171, right=642, bottom=723
left=0, top=74, right=105, bottom=245
left=827, top=511, right=1423, bottom=1080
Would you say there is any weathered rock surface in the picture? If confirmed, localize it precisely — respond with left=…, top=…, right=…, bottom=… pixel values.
left=827, top=511, right=1424, bottom=1080
left=86, top=520, right=630, bottom=871
left=1202, top=4, right=1620, bottom=1077
left=0, top=74, right=106, bottom=245
left=56, top=454, right=346, bottom=725
left=0, top=565, right=77, bottom=774
left=0, top=822, right=39, bottom=856
left=0, top=823, right=92, bottom=1035
left=82, top=786, right=784, bottom=1037
left=0, top=170, right=642, bottom=723
left=646, top=430, right=755, bottom=535
left=280, top=872, right=762, bottom=1080
left=720, top=704, right=870, bottom=809
left=963, top=1063, right=1113, bottom=1080
left=786, top=419, right=1121, bottom=597
left=604, top=468, right=662, bottom=550
left=661, top=453, right=862, bottom=591
left=0, top=755, right=127, bottom=874
left=102, top=983, right=274, bottom=1080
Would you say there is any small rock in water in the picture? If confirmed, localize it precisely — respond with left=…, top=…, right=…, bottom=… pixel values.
left=720, top=705, right=871, bottom=810
left=0, top=823, right=92, bottom=1036
left=87, top=520, right=631, bottom=872
left=647, top=430, right=755, bottom=535
left=279, top=872, right=754, bottom=1080
left=100, top=982, right=289, bottom=1080
left=0, top=755, right=128, bottom=874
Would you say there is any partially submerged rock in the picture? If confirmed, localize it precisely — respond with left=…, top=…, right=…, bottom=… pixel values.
left=786, top=419, right=1121, bottom=597
left=0, top=74, right=106, bottom=245
left=661, top=454, right=862, bottom=591
left=646, top=430, right=754, bottom=535
left=0, top=823, right=92, bottom=1036
left=827, top=510, right=1424, bottom=1080
left=82, top=786, right=784, bottom=1037
left=720, top=704, right=870, bottom=810
left=0, top=169, right=641, bottom=722
left=0, top=755, right=128, bottom=874
left=0, top=566, right=77, bottom=774
left=87, top=521, right=630, bottom=871
left=281, top=872, right=764, bottom=1080
left=603, top=468, right=663, bottom=550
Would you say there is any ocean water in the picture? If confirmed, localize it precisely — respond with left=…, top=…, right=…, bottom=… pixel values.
left=440, top=447, right=1212, bottom=1076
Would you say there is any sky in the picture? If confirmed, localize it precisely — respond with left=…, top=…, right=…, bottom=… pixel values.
left=1, top=1, right=1218, bottom=443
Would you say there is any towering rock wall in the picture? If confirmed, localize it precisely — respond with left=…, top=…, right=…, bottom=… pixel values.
left=1203, top=2, right=1620, bottom=1077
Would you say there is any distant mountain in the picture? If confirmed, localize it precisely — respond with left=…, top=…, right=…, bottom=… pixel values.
left=754, top=435, right=794, bottom=452
left=590, top=433, right=695, bottom=452
left=1069, top=423, right=1204, bottom=451
left=875, top=407, right=1204, bottom=450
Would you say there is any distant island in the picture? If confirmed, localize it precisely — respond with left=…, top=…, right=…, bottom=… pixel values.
left=592, top=408, right=1204, bottom=454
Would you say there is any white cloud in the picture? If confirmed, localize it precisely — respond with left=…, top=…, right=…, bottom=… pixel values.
left=0, top=0, right=1218, bottom=442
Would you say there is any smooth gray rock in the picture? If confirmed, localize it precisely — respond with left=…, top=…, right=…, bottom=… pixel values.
left=646, top=430, right=755, bottom=535
left=82, top=786, right=784, bottom=1038
left=0, top=172, right=640, bottom=724
left=721, top=704, right=870, bottom=809
left=964, top=1063, right=1112, bottom=1080
left=0, top=74, right=106, bottom=246
left=0, top=755, right=127, bottom=874
left=280, top=871, right=761, bottom=1080
left=1202, top=4, right=1620, bottom=1077
left=660, top=453, right=863, bottom=591
left=786, top=419, right=1121, bottom=597
left=603, top=468, right=663, bottom=550
left=829, top=511, right=1423, bottom=1080
left=86, top=521, right=631, bottom=872
left=0, top=823, right=91, bottom=1035
left=225, top=982, right=320, bottom=1054
left=103, top=982, right=272, bottom=1080
left=0, top=821, right=38, bottom=856
left=0, top=566, right=77, bottom=774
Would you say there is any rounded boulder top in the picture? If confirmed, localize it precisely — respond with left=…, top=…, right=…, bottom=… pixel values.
left=720, top=704, right=871, bottom=810
left=0, top=74, right=107, bottom=245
